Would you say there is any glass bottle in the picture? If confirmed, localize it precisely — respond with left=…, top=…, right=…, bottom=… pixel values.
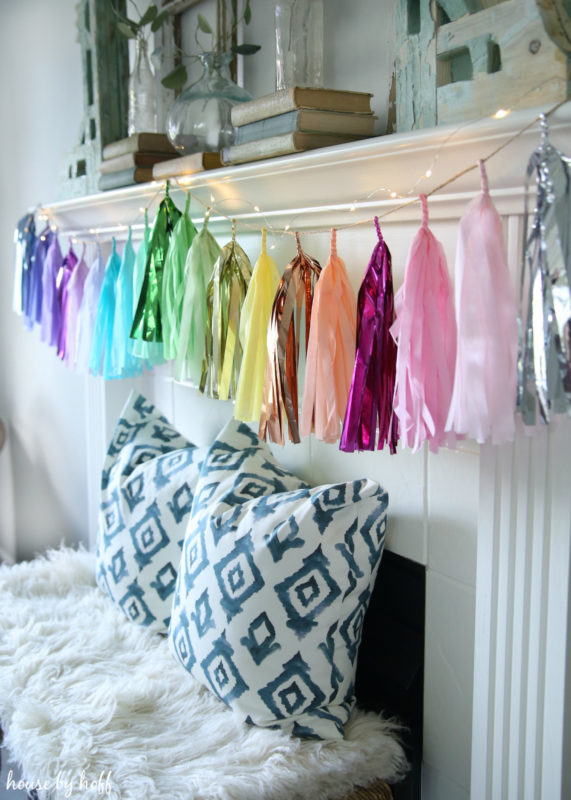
left=166, top=52, right=252, bottom=155
left=128, top=36, right=158, bottom=135
left=275, top=0, right=324, bottom=90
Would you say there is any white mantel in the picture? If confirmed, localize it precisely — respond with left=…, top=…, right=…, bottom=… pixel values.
left=43, top=103, right=571, bottom=800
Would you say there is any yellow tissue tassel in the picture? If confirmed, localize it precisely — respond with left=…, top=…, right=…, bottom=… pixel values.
left=234, top=229, right=281, bottom=422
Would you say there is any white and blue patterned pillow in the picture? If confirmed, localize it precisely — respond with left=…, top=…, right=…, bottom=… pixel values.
left=96, top=392, right=205, bottom=633
left=169, top=419, right=388, bottom=740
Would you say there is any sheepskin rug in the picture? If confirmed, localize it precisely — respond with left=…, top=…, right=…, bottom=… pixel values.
left=0, top=548, right=407, bottom=800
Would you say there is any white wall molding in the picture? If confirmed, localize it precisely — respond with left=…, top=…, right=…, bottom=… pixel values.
left=472, top=419, right=571, bottom=799
left=41, top=103, right=571, bottom=235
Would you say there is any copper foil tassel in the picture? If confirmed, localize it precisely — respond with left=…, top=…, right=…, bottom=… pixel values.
left=259, top=233, right=321, bottom=444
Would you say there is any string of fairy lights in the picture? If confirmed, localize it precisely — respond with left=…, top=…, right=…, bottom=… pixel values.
left=36, top=95, right=570, bottom=250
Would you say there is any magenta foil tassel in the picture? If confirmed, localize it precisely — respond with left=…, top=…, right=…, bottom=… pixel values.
left=340, top=218, right=398, bottom=453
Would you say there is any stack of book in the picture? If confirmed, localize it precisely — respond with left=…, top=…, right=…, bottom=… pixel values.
left=152, top=150, right=222, bottom=181
left=223, top=87, right=376, bottom=166
left=99, top=133, right=179, bottom=191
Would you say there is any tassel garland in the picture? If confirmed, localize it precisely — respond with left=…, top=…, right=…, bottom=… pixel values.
left=40, top=234, right=64, bottom=348
left=518, top=114, right=571, bottom=424
left=63, top=245, right=89, bottom=371
left=130, top=182, right=181, bottom=345
left=13, top=213, right=36, bottom=328
left=391, top=195, right=456, bottom=453
left=235, top=228, right=281, bottom=422
left=446, top=161, right=518, bottom=443
left=301, top=228, right=356, bottom=444
left=75, top=248, right=106, bottom=374
left=161, top=193, right=197, bottom=360
left=259, top=233, right=321, bottom=445
left=15, top=126, right=564, bottom=451
left=340, top=218, right=398, bottom=453
left=201, top=221, right=252, bottom=400
left=174, top=209, right=221, bottom=385
left=56, top=243, right=78, bottom=361
left=89, top=239, right=122, bottom=378
left=111, top=230, right=142, bottom=378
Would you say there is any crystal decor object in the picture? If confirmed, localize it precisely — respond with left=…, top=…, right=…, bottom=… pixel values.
left=166, top=52, right=252, bottom=155
left=128, top=36, right=158, bottom=135
left=275, top=0, right=324, bottom=90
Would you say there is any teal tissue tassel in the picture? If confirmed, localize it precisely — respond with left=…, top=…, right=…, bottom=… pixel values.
left=111, top=228, right=143, bottom=378
left=89, top=239, right=122, bottom=378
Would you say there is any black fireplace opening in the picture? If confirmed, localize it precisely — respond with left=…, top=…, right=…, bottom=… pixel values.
left=355, top=549, right=426, bottom=800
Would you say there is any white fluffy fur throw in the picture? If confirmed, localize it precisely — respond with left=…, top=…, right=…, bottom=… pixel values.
left=0, top=548, right=407, bottom=800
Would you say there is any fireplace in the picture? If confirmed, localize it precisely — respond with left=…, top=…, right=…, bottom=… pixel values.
left=357, top=551, right=426, bottom=800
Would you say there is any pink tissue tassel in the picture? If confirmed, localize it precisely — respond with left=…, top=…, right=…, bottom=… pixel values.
left=301, top=229, right=357, bottom=443
left=445, top=160, right=518, bottom=443
left=391, top=194, right=457, bottom=453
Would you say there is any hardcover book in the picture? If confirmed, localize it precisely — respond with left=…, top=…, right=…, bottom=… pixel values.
left=152, top=151, right=223, bottom=179
left=102, top=133, right=178, bottom=160
left=100, top=151, right=179, bottom=174
left=221, top=132, right=363, bottom=166
left=98, top=167, right=154, bottom=191
left=234, top=108, right=376, bottom=145
left=231, top=87, right=374, bottom=127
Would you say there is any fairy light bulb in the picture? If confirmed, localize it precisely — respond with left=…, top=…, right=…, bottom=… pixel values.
left=494, top=108, right=510, bottom=119
left=424, top=169, right=432, bottom=178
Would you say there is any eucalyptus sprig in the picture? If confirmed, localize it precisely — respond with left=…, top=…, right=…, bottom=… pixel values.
left=114, top=1, right=168, bottom=41
left=161, top=0, right=260, bottom=90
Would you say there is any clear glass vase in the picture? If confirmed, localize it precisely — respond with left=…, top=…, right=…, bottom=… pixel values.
left=128, top=36, right=158, bottom=135
left=275, top=0, right=324, bottom=90
left=166, top=52, right=252, bottom=155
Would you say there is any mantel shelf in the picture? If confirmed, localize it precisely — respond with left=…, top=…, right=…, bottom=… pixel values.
left=42, top=103, right=571, bottom=237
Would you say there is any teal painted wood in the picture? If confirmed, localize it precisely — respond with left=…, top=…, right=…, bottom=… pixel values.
left=59, top=0, right=129, bottom=198
left=438, top=0, right=488, bottom=20
left=535, top=0, right=571, bottom=53
left=395, top=0, right=437, bottom=132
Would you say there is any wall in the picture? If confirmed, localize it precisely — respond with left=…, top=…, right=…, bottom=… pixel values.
left=0, top=0, right=89, bottom=561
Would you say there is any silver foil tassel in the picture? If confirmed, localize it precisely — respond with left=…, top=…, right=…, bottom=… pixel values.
left=517, top=113, right=571, bottom=425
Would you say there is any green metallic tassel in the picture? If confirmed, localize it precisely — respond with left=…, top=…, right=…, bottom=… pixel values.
left=131, top=183, right=181, bottom=343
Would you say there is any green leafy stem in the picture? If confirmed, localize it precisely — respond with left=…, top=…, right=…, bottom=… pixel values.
left=113, top=1, right=260, bottom=90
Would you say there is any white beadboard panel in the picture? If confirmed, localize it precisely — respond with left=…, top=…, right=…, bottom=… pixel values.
left=308, top=439, right=427, bottom=564
left=424, top=570, right=475, bottom=792
left=267, top=438, right=314, bottom=486
left=85, top=373, right=154, bottom=548
left=427, top=446, right=479, bottom=586
left=540, top=415, right=571, bottom=799
left=422, top=762, right=470, bottom=800
left=171, top=381, right=234, bottom=447
left=471, top=419, right=571, bottom=800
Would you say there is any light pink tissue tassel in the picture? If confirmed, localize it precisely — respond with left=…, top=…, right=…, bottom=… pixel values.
left=445, top=161, right=518, bottom=444
left=301, top=229, right=357, bottom=443
left=391, top=195, right=457, bottom=453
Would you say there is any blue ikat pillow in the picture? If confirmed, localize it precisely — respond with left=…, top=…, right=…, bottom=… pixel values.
left=96, top=392, right=205, bottom=632
left=168, top=419, right=388, bottom=740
